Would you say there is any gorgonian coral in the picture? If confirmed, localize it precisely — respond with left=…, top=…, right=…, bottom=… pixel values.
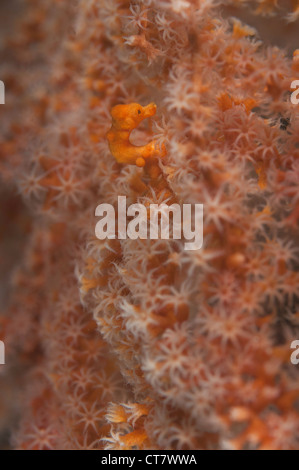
left=0, top=0, right=299, bottom=450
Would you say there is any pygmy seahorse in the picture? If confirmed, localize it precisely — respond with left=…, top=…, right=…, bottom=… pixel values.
left=106, top=102, right=166, bottom=167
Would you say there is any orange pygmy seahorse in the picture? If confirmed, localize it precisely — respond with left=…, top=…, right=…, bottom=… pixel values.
left=106, top=102, right=166, bottom=168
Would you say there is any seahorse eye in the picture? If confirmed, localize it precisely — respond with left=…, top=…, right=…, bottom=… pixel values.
left=138, top=109, right=141, bottom=114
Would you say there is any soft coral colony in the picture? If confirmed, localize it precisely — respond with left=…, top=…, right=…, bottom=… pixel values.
left=0, top=0, right=299, bottom=450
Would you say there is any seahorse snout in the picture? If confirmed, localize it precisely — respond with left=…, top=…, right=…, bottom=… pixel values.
left=143, top=102, right=157, bottom=118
